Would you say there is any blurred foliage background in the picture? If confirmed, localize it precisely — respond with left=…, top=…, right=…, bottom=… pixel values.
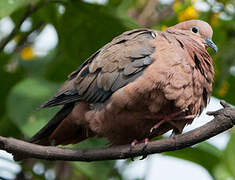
left=0, top=0, right=235, bottom=179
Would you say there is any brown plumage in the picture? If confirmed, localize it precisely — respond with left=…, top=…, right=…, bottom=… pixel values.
left=30, top=20, right=217, bottom=146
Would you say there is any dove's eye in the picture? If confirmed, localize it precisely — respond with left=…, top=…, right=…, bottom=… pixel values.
left=191, top=26, right=199, bottom=34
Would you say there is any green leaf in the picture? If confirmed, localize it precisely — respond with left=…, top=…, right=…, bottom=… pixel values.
left=213, top=163, right=233, bottom=180
left=73, top=137, right=108, bottom=149
left=19, top=50, right=58, bottom=77
left=164, top=142, right=222, bottom=175
left=0, top=53, right=24, bottom=118
left=0, top=115, right=22, bottom=137
left=31, top=2, right=59, bottom=27
left=73, top=160, right=115, bottom=180
left=45, top=1, right=137, bottom=82
left=223, top=132, right=235, bottom=177
left=6, top=78, right=60, bottom=137
left=0, top=0, right=38, bottom=19
left=212, top=37, right=235, bottom=105
left=219, top=75, right=235, bottom=105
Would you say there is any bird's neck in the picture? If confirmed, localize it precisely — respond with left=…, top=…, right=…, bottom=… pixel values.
left=169, top=31, right=214, bottom=84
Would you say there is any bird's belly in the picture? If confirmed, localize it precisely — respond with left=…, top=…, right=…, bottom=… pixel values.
left=86, top=108, right=157, bottom=145
left=85, top=89, right=177, bottom=145
left=84, top=70, right=207, bottom=145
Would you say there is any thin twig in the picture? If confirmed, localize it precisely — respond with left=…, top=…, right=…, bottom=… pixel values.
left=146, top=4, right=174, bottom=27
left=0, top=101, right=234, bottom=162
left=0, top=0, right=49, bottom=52
left=14, top=22, right=46, bottom=53
left=129, top=0, right=174, bottom=27
left=137, top=0, right=159, bottom=26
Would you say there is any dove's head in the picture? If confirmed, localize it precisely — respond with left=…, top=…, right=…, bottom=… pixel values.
left=167, top=20, right=218, bottom=52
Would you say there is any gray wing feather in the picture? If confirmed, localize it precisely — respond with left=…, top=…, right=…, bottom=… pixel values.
left=39, top=29, right=157, bottom=108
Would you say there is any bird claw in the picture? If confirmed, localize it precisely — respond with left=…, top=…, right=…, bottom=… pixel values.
left=129, top=139, right=138, bottom=161
left=180, top=115, right=196, bottom=120
left=131, top=139, right=138, bottom=147
left=142, top=138, right=149, bottom=150
left=129, top=138, right=149, bottom=161
left=130, top=156, right=135, bottom=161
left=150, top=111, right=196, bottom=134
left=140, top=154, right=148, bottom=160
left=150, top=110, right=184, bottom=133
left=150, top=126, right=156, bottom=133
left=139, top=138, right=149, bottom=160
left=150, top=119, right=166, bottom=133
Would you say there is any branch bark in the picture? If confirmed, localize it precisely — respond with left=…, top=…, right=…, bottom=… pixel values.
left=0, top=101, right=234, bottom=162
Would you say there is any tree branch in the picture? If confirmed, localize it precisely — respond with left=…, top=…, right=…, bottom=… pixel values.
left=0, top=101, right=234, bottom=162
left=14, top=22, right=46, bottom=53
left=0, top=0, right=49, bottom=52
left=136, top=0, right=159, bottom=27
left=128, top=0, right=174, bottom=27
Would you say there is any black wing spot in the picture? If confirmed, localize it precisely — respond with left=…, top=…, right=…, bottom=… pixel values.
left=176, top=38, right=184, bottom=49
left=115, top=39, right=127, bottom=45
left=68, top=50, right=100, bottom=80
left=126, top=29, right=149, bottom=35
left=82, top=82, right=112, bottom=103
left=80, top=66, right=90, bottom=77
left=203, top=88, right=208, bottom=105
left=161, top=32, right=171, bottom=43
left=194, top=54, right=204, bottom=76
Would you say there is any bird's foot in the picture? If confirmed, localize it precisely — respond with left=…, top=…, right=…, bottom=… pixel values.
left=140, top=138, right=149, bottom=160
left=150, top=118, right=167, bottom=133
left=130, top=139, right=138, bottom=161
left=150, top=110, right=196, bottom=133
left=131, top=139, right=138, bottom=147
left=130, top=138, right=149, bottom=149
left=129, top=138, right=149, bottom=161
left=143, top=138, right=149, bottom=149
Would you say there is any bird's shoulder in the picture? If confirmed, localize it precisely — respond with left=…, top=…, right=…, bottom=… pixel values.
left=68, top=28, right=158, bottom=103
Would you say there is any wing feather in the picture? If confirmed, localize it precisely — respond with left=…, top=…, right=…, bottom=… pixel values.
left=39, top=29, right=157, bottom=108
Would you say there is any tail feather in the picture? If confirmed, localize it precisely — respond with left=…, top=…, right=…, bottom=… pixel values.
left=30, top=103, right=74, bottom=145
left=30, top=102, right=94, bottom=146
left=50, top=125, right=94, bottom=146
left=38, top=91, right=81, bottom=109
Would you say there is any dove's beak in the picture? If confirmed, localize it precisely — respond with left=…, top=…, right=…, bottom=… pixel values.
left=205, top=38, right=218, bottom=53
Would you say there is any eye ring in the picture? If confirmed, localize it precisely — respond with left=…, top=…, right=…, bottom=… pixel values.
left=191, top=26, right=199, bottom=34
